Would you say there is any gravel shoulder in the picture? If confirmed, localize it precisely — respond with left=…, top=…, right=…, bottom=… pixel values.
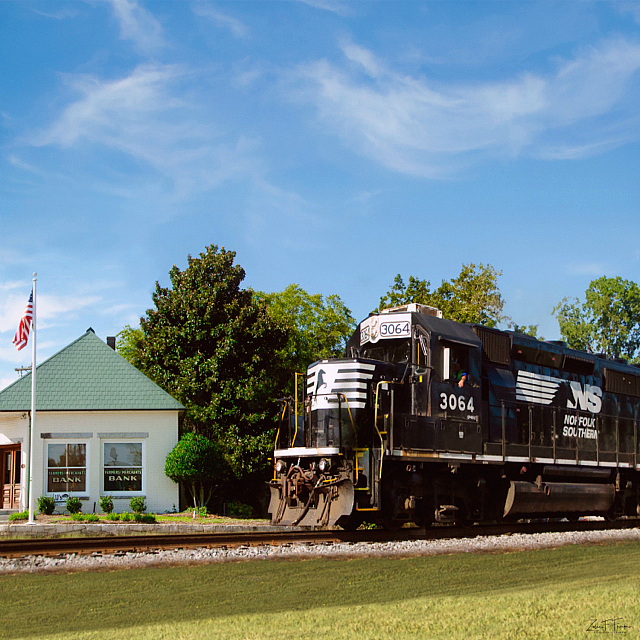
left=2, top=526, right=639, bottom=576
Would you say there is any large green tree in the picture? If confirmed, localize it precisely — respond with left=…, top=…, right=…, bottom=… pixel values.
left=258, top=284, right=356, bottom=391
left=553, top=276, right=640, bottom=362
left=377, top=263, right=505, bottom=327
left=121, top=245, right=290, bottom=501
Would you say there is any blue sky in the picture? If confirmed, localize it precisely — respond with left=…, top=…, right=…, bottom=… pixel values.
left=2, top=0, right=640, bottom=389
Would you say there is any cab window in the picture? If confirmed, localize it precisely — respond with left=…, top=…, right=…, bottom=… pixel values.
left=441, top=343, right=470, bottom=387
left=361, top=339, right=411, bottom=364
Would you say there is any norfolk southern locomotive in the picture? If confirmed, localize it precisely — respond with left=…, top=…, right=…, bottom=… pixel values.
left=268, top=304, right=640, bottom=529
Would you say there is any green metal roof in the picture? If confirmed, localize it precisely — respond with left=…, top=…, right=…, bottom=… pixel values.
left=0, top=328, right=184, bottom=412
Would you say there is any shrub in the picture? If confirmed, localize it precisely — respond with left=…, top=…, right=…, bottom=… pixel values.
left=85, top=513, right=100, bottom=522
left=164, top=432, right=224, bottom=509
left=226, top=501, right=253, bottom=518
left=37, top=496, right=55, bottom=515
left=186, top=506, right=208, bottom=517
left=107, top=512, right=121, bottom=521
left=66, top=497, right=82, bottom=514
left=129, top=497, right=147, bottom=514
left=120, top=512, right=132, bottom=522
left=8, top=511, right=29, bottom=522
left=134, top=513, right=156, bottom=523
left=71, top=513, right=84, bottom=521
left=99, top=495, right=114, bottom=514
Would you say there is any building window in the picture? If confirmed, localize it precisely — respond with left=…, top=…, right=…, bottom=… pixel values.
left=103, top=443, right=143, bottom=492
left=47, top=443, right=87, bottom=493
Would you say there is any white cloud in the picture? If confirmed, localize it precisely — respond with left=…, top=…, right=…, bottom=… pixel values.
left=0, top=248, right=30, bottom=266
left=296, top=0, right=353, bottom=17
left=7, top=154, right=45, bottom=176
left=565, top=263, right=609, bottom=277
left=286, top=37, right=640, bottom=177
left=27, top=63, right=263, bottom=200
left=619, top=2, right=640, bottom=25
left=109, top=0, right=165, bottom=53
left=192, top=4, right=249, bottom=39
left=31, top=64, right=186, bottom=148
left=0, top=289, right=101, bottom=335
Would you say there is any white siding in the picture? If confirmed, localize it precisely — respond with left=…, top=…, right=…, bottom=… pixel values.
left=0, top=410, right=179, bottom=514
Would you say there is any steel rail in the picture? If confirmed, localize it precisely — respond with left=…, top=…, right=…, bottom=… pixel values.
left=1, top=519, right=638, bottom=559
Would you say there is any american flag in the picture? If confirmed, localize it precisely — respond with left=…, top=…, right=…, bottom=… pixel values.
left=13, top=289, right=33, bottom=351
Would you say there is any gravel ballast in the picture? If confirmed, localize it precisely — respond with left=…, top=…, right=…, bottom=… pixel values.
left=2, top=527, right=639, bottom=575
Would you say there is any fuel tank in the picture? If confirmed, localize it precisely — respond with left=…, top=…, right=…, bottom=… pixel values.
left=503, top=480, right=615, bottom=518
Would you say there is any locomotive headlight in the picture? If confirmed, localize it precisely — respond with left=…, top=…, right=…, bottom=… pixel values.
left=275, top=459, right=287, bottom=474
left=318, top=458, right=331, bottom=473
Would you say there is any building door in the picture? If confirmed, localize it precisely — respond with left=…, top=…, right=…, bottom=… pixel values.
left=1, top=446, right=21, bottom=509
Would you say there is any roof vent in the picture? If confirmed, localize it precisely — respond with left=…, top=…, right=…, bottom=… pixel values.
left=380, top=303, right=442, bottom=318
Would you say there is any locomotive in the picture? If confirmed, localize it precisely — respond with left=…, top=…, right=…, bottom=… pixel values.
left=268, top=303, right=640, bottom=529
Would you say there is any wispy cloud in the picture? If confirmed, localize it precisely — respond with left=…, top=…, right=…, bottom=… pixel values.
left=27, top=64, right=262, bottom=200
left=286, top=37, right=640, bottom=177
left=565, top=263, right=609, bottom=277
left=32, top=7, right=82, bottom=20
left=109, top=0, right=165, bottom=54
left=619, top=2, right=640, bottom=25
left=0, top=288, right=101, bottom=334
left=192, top=4, right=249, bottom=39
left=296, top=0, right=353, bottom=17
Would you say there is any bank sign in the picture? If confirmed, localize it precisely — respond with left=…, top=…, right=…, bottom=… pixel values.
left=515, top=370, right=602, bottom=440
left=360, top=314, right=411, bottom=346
left=103, top=468, right=142, bottom=492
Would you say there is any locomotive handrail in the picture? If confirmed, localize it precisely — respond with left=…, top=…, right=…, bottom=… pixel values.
left=501, top=400, right=506, bottom=459
left=293, top=372, right=306, bottom=448
left=273, top=399, right=289, bottom=479
left=374, top=380, right=391, bottom=479
left=501, top=399, right=639, bottom=468
left=333, top=392, right=356, bottom=462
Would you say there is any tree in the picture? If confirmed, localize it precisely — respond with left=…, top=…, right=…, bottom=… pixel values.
left=553, top=276, right=640, bottom=362
left=258, top=284, right=356, bottom=390
left=125, top=245, right=290, bottom=501
left=165, top=433, right=226, bottom=508
left=377, top=263, right=505, bottom=327
left=116, top=324, right=144, bottom=368
left=509, top=323, right=542, bottom=340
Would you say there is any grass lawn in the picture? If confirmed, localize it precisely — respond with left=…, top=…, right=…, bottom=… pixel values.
left=6, top=513, right=268, bottom=526
left=1, top=540, right=639, bottom=639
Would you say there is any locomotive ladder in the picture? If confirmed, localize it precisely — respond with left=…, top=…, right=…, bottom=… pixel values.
left=354, top=380, right=389, bottom=513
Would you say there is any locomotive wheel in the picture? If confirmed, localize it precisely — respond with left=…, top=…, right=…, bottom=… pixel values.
left=379, top=518, right=404, bottom=531
left=337, top=512, right=364, bottom=532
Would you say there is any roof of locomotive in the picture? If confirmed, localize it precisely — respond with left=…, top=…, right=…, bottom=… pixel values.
left=348, top=308, right=640, bottom=376
left=346, top=308, right=482, bottom=355
left=411, top=311, right=482, bottom=348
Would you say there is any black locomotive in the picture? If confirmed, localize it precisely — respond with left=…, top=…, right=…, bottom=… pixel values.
left=268, top=303, right=640, bottom=529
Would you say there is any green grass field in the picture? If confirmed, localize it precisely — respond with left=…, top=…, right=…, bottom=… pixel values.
left=1, top=541, right=639, bottom=639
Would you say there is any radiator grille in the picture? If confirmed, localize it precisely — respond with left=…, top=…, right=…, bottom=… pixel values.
left=472, top=327, right=510, bottom=366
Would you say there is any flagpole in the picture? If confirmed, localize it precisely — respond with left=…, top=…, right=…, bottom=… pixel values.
left=27, top=273, right=37, bottom=525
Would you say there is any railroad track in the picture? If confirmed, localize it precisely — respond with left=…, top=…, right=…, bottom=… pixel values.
left=1, top=518, right=638, bottom=559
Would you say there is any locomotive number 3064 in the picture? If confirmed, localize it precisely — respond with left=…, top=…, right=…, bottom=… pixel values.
left=439, top=393, right=475, bottom=412
left=380, top=321, right=410, bottom=337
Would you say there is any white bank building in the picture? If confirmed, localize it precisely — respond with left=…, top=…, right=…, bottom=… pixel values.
left=0, top=328, right=184, bottom=515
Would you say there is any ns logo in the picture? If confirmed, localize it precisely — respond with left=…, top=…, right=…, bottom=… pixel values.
left=566, top=381, right=602, bottom=414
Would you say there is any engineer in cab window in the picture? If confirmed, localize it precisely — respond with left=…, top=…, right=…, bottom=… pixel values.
left=452, top=360, right=467, bottom=388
